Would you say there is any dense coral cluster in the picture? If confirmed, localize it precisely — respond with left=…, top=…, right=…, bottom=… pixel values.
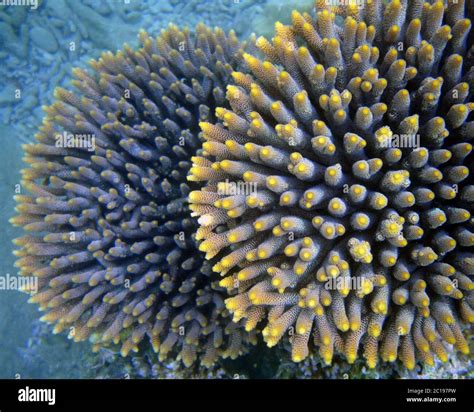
left=189, top=0, right=474, bottom=369
left=11, top=24, right=257, bottom=367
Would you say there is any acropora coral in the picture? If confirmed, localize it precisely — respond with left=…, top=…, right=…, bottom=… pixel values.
left=189, top=0, right=474, bottom=369
left=11, top=24, right=258, bottom=368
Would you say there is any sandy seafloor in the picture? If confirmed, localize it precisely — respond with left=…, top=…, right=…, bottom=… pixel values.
left=0, top=0, right=320, bottom=379
left=0, top=0, right=472, bottom=379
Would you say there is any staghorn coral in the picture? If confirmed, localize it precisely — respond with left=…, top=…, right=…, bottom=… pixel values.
left=189, top=0, right=474, bottom=370
left=11, top=24, right=258, bottom=368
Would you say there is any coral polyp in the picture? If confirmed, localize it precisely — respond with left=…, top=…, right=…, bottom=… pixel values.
left=11, top=24, right=257, bottom=368
left=189, top=0, right=474, bottom=369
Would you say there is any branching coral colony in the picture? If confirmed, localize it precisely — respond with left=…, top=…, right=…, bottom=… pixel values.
left=189, top=0, right=474, bottom=369
left=11, top=24, right=259, bottom=368
left=9, top=0, right=474, bottom=375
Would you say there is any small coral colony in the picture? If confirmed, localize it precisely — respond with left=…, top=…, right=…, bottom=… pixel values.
left=10, top=0, right=474, bottom=374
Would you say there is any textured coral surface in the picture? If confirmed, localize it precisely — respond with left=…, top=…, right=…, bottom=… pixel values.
left=9, top=0, right=474, bottom=377
left=11, top=24, right=257, bottom=368
left=189, top=0, right=474, bottom=369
